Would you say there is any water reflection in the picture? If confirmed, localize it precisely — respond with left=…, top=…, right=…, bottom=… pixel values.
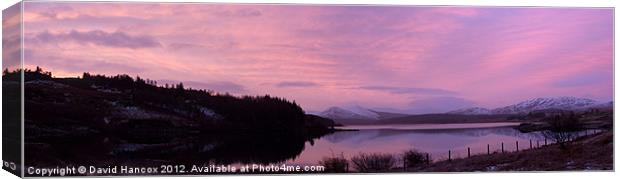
left=289, top=124, right=549, bottom=164
left=26, top=122, right=596, bottom=173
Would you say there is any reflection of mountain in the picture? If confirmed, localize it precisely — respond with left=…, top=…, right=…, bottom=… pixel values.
left=323, top=126, right=544, bottom=144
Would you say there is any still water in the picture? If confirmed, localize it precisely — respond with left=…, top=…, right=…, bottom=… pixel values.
left=288, top=123, right=547, bottom=165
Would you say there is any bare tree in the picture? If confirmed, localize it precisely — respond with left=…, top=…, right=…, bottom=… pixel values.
left=542, top=112, right=582, bottom=149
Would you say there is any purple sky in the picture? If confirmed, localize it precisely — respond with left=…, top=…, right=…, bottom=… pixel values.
left=20, top=3, right=613, bottom=113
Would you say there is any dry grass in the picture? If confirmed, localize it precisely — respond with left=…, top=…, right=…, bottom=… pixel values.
left=351, top=153, right=396, bottom=172
left=413, top=131, right=613, bottom=172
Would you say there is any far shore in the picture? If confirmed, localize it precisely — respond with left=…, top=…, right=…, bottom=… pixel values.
left=336, top=122, right=521, bottom=131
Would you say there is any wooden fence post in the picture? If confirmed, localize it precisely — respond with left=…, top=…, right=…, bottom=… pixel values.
left=537, top=140, right=540, bottom=148
left=544, top=138, right=547, bottom=145
left=529, top=139, right=532, bottom=149
left=468, top=147, right=471, bottom=158
left=516, top=141, right=519, bottom=152
left=501, top=142, right=504, bottom=153
left=426, top=153, right=430, bottom=165
left=487, top=144, right=490, bottom=155
left=448, top=150, right=451, bottom=162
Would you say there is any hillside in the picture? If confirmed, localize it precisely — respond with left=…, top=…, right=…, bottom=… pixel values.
left=4, top=68, right=337, bottom=143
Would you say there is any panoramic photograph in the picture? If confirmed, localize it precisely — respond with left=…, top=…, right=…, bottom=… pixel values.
left=2, top=2, right=613, bottom=176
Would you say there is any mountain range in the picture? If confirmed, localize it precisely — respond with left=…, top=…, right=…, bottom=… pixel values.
left=317, top=96, right=612, bottom=125
left=449, top=97, right=611, bottom=115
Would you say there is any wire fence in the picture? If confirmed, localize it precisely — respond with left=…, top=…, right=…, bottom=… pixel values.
left=400, top=129, right=606, bottom=170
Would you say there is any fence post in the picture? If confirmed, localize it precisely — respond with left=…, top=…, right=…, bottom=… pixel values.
left=544, top=138, right=547, bottom=145
left=529, top=139, right=532, bottom=149
left=487, top=144, right=490, bottom=155
left=448, top=150, right=451, bottom=162
left=501, top=142, right=504, bottom=153
left=537, top=140, right=540, bottom=148
left=468, top=147, right=471, bottom=158
left=426, top=153, right=430, bottom=165
left=516, top=141, right=519, bottom=152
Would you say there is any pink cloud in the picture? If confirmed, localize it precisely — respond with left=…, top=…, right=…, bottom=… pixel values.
left=20, top=3, right=613, bottom=112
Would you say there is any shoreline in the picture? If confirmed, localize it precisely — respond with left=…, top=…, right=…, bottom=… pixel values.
left=335, top=122, right=522, bottom=131
left=407, top=130, right=613, bottom=172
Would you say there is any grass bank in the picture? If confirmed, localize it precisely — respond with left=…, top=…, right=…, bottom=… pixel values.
left=412, top=131, right=613, bottom=172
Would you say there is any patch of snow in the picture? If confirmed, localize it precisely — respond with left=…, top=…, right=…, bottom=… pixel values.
left=117, top=106, right=166, bottom=119
left=448, top=107, right=492, bottom=115
left=491, top=97, right=599, bottom=114
left=319, top=106, right=379, bottom=120
left=25, top=80, right=69, bottom=89
left=199, top=107, right=223, bottom=120
left=97, top=88, right=121, bottom=94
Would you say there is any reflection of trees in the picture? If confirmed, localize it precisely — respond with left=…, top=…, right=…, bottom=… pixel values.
left=26, top=132, right=312, bottom=167
left=189, top=133, right=308, bottom=165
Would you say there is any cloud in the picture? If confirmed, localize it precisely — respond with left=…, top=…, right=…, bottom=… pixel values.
left=275, top=81, right=319, bottom=88
left=358, top=85, right=457, bottom=95
left=33, top=30, right=161, bottom=49
left=19, top=4, right=613, bottom=110
left=212, top=8, right=262, bottom=17
left=167, top=43, right=206, bottom=50
left=553, top=72, right=611, bottom=88
left=407, top=96, right=476, bottom=114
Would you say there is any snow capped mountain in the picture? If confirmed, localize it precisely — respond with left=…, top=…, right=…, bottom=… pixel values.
left=346, top=105, right=381, bottom=119
left=319, top=106, right=380, bottom=120
left=447, top=97, right=609, bottom=115
left=491, top=96, right=598, bottom=114
left=447, top=107, right=492, bottom=115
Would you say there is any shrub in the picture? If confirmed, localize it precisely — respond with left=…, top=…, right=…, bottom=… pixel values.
left=543, top=112, right=583, bottom=149
left=319, top=153, right=348, bottom=172
left=351, top=153, right=395, bottom=172
left=402, top=149, right=429, bottom=168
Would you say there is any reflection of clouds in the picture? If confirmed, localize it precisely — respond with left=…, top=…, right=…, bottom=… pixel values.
left=297, top=126, right=595, bottom=164
left=317, top=126, right=545, bottom=157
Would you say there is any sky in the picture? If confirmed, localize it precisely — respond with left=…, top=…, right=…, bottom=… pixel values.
left=15, top=2, right=613, bottom=113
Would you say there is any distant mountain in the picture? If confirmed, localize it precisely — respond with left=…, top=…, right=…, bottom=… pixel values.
left=586, top=101, right=613, bottom=110
left=370, top=110, right=411, bottom=119
left=318, top=106, right=410, bottom=125
left=320, top=106, right=378, bottom=121
left=447, top=107, right=492, bottom=115
left=491, top=97, right=599, bottom=114
left=376, top=113, right=511, bottom=125
left=449, top=97, right=609, bottom=115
